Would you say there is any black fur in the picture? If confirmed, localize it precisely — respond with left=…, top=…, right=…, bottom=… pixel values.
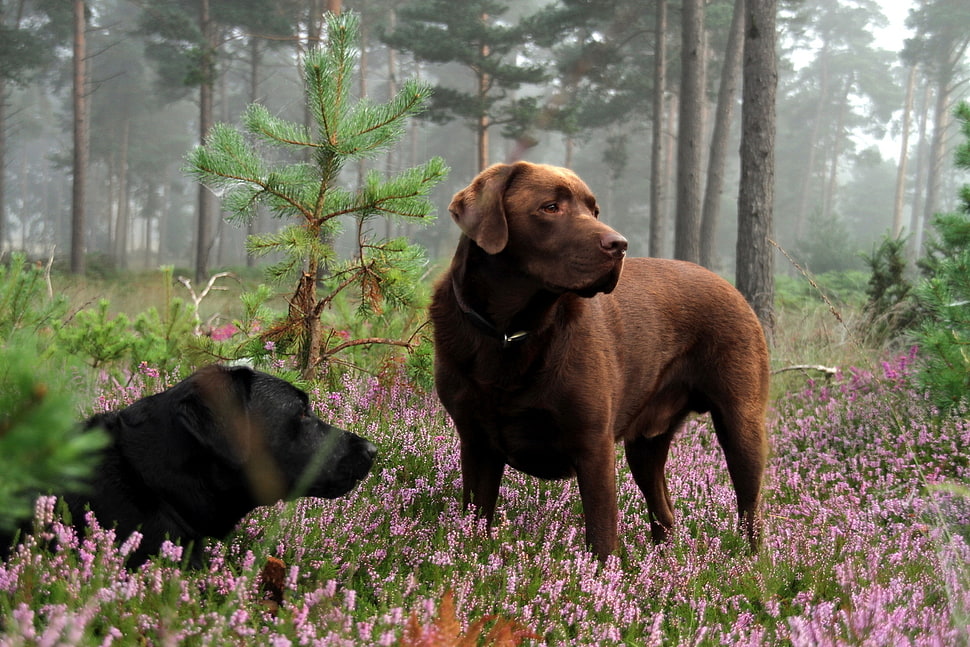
left=2, top=365, right=376, bottom=566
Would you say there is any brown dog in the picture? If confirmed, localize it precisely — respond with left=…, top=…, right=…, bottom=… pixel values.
left=430, top=161, right=769, bottom=560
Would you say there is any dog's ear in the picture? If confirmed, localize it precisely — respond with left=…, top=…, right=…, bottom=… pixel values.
left=449, top=163, right=515, bottom=254
left=177, top=365, right=256, bottom=465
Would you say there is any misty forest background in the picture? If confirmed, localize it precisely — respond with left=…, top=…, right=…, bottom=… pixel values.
left=1, top=0, right=968, bottom=301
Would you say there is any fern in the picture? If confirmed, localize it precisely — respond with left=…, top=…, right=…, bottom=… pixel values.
left=397, top=591, right=540, bottom=647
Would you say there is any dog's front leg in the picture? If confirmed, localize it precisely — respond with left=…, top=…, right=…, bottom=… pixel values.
left=575, top=442, right=618, bottom=561
left=459, top=437, right=505, bottom=526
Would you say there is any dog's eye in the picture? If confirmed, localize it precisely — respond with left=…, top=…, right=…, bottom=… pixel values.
left=540, top=202, right=559, bottom=214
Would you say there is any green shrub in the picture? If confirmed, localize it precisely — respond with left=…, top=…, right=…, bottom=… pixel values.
left=909, top=101, right=970, bottom=410
left=0, top=252, right=68, bottom=341
left=860, top=234, right=918, bottom=346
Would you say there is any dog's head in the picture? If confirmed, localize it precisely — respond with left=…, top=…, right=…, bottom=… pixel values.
left=108, top=365, right=376, bottom=525
left=448, top=161, right=627, bottom=296
left=182, top=365, right=378, bottom=503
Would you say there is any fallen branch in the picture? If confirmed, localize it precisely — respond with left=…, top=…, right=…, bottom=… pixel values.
left=772, top=364, right=838, bottom=376
left=176, top=271, right=234, bottom=334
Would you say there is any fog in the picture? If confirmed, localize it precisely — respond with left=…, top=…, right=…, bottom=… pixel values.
left=1, top=0, right=967, bottom=279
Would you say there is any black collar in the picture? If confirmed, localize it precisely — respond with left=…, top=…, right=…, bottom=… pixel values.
left=451, top=277, right=530, bottom=348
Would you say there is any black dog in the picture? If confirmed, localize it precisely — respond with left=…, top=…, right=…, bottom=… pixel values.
left=3, top=364, right=376, bottom=566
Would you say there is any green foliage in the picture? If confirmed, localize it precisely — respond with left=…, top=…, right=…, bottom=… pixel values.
left=381, top=0, right=548, bottom=138
left=0, top=255, right=108, bottom=532
left=0, top=344, right=109, bottom=532
left=860, top=234, right=918, bottom=346
left=54, top=268, right=201, bottom=380
left=775, top=270, right=869, bottom=311
left=56, top=300, right=138, bottom=369
left=911, top=214, right=970, bottom=409
left=792, top=211, right=866, bottom=274
left=0, top=253, right=68, bottom=340
left=909, top=101, right=970, bottom=410
left=186, top=11, right=447, bottom=380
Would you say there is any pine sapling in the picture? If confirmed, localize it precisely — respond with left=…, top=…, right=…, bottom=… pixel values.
left=186, top=12, right=447, bottom=379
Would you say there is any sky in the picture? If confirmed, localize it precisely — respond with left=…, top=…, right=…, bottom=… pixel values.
left=872, top=0, right=913, bottom=51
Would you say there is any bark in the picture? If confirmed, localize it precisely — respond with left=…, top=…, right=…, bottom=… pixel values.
left=737, top=0, right=777, bottom=339
left=795, top=41, right=829, bottom=237
left=922, top=68, right=951, bottom=230
left=195, top=0, right=216, bottom=283
left=247, top=37, right=262, bottom=268
left=357, top=17, right=368, bottom=189
left=113, top=118, right=130, bottom=269
left=385, top=7, right=399, bottom=239
left=674, top=0, right=704, bottom=263
left=663, top=92, right=678, bottom=256
left=892, top=65, right=917, bottom=236
left=921, top=22, right=970, bottom=232
left=0, top=78, right=7, bottom=251
left=700, top=0, right=745, bottom=270
left=908, top=81, right=931, bottom=260
left=145, top=179, right=158, bottom=266
left=71, top=0, right=88, bottom=274
left=649, top=0, right=668, bottom=259
left=821, top=75, right=851, bottom=223
left=477, top=34, right=491, bottom=172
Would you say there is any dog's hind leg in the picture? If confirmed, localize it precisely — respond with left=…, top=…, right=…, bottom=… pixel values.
left=624, top=431, right=676, bottom=545
left=710, top=405, right=767, bottom=552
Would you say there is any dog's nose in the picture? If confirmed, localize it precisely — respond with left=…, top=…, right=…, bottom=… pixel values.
left=600, top=232, right=628, bottom=257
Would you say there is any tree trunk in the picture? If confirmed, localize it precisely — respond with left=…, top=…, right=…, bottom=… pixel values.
left=0, top=76, right=7, bottom=252
left=700, top=0, right=744, bottom=270
left=114, top=118, right=130, bottom=269
left=195, top=0, right=216, bottom=283
left=247, top=37, right=262, bottom=268
left=327, top=0, right=341, bottom=14
left=737, top=0, right=777, bottom=339
left=893, top=64, right=917, bottom=237
left=145, top=179, right=158, bottom=266
left=674, top=0, right=704, bottom=263
left=821, top=75, right=851, bottom=223
left=663, top=92, right=678, bottom=256
left=795, top=41, right=829, bottom=237
left=357, top=17, right=368, bottom=189
left=477, top=31, right=491, bottom=172
left=649, top=0, right=668, bottom=259
left=908, top=80, right=931, bottom=260
left=385, top=7, right=399, bottom=239
left=70, top=0, right=88, bottom=274
left=922, top=65, right=952, bottom=232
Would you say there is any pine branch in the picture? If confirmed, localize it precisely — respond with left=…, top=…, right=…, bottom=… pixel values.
left=244, top=104, right=314, bottom=149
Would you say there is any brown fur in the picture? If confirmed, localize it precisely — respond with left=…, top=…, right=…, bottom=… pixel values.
left=430, top=161, right=769, bottom=560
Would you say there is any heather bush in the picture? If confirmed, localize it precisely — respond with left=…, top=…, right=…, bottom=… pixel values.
left=2, top=350, right=968, bottom=645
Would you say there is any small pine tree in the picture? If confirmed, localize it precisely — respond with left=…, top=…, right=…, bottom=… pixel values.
left=186, top=12, right=447, bottom=379
left=860, top=234, right=917, bottom=346
left=910, top=101, right=970, bottom=410
left=0, top=255, right=108, bottom=532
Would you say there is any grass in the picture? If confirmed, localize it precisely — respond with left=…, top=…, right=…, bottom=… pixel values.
left=1, top=269, right=968, bottom=645
left=1, top=348, right=968, bottom=645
